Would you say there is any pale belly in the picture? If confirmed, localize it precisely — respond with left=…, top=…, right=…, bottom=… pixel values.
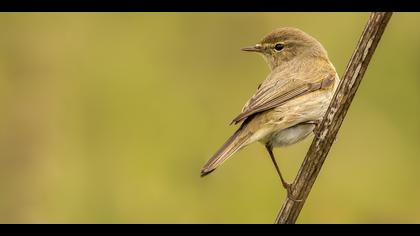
left=268, top=122, right=315, bottom=147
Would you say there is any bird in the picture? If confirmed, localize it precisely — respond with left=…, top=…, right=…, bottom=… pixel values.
left=200, top=27, right=339, bottom=201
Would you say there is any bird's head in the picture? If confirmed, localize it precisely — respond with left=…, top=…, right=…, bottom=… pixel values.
left=242, top=27, right=329, bottom=70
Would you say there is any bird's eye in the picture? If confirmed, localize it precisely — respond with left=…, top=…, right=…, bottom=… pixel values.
left=274, top=43, right=284, bottom=51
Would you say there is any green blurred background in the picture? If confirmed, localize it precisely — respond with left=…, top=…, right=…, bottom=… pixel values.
left=0, top=12, right=419, bottom=224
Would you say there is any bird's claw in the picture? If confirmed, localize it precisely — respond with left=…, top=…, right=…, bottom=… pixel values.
left=284, top=183, right=303, bottom=202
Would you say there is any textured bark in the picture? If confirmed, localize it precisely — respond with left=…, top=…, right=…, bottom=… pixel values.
left=275, top=12, right=393, bottom=224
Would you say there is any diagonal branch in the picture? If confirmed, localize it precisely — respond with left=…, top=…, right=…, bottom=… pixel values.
left=275, top=12, right=393, bottom=224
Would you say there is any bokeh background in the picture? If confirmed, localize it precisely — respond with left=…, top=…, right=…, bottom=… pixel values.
left=0, top=12, right=419, bottom=224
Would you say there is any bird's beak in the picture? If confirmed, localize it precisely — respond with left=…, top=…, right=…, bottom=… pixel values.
left=241, top=44, right=263, bottom=52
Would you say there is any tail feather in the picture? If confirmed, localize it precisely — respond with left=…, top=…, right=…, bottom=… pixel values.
left=200, top=127, right=250, bottom=177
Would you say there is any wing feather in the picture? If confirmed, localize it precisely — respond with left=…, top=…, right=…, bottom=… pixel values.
left=231, top=73, right=334, bottom=125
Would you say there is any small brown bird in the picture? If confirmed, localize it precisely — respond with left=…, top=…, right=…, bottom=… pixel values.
left=200, top=27, right=339, bottom=200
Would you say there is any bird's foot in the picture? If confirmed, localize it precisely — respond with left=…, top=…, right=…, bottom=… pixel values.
left=283, top=182, right=303, bottom=202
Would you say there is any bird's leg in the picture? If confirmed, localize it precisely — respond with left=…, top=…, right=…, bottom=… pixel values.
left=265, top=144, right=302, bottom=202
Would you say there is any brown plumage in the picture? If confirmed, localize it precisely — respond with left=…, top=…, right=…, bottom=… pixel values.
left=200, top=28, right=339, bottom=199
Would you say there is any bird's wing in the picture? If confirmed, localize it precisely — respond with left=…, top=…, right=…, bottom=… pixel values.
left=231, top=72, right=335, bottom=125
